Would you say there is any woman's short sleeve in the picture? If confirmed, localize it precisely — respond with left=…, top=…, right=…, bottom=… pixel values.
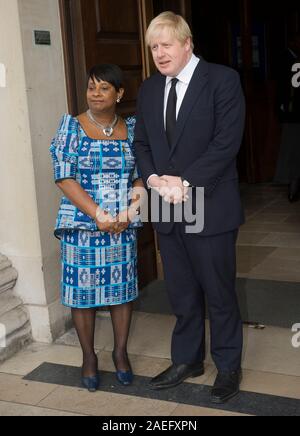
left=49, top=114, right=80, bottom=182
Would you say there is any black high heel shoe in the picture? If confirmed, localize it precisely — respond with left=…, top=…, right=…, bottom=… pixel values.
left=112, top=351, right=134, bottom=386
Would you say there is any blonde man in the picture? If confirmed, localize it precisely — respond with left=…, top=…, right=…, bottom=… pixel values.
left=134, top=12, right=245, bottom=404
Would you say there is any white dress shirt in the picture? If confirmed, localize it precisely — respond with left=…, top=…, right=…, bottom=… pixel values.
left=164, top=54, right=200, bottom=125
left=147, top=54, right=200, bottom=187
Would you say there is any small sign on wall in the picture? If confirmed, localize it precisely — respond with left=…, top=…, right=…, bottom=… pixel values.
left=34, top=30, right=51, bottom=46
left=0, top=63, right=6, bottom=88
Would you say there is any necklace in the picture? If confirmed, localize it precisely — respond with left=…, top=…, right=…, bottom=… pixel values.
left=87, top=110, right=118, bottom=137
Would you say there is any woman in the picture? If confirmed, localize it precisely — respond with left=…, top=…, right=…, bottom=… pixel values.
left=50, top=64, right=144, bottom=392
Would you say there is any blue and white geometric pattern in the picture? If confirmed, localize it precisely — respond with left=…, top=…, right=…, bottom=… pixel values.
left=50, top=114, right=141, bottom=308
left=61, top=229, right=138, bottom=308
left=50, top=115, right=142, bottom=239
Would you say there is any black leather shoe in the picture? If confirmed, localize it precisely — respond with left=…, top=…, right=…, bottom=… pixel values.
left=288, top=178, right=300, bottom=202
left=211, top=370, right=242, bottom=404
left=149, top=363, right=204, bottom=390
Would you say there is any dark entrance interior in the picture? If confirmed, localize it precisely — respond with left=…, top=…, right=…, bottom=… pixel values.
left=189, top=0, right=300, bottom=184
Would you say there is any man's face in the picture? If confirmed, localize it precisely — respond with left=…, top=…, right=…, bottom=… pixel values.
left=150, top=28, right=192, bottom=77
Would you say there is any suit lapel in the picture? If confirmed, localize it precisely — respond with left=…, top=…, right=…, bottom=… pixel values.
left=169, top=60, right=209, bottom=157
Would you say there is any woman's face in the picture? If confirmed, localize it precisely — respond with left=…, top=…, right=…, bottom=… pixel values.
left=87, top=77, right=124, bottom=113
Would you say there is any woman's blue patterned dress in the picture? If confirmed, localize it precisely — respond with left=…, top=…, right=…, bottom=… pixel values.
left=50, top=114, right=141, bottom=309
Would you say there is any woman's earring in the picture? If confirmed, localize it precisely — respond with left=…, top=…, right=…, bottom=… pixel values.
left=117, top=98, right=121, bottom=103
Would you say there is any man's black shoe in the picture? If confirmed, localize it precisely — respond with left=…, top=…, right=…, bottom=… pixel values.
left=211, top=370, right=242, bottom=404
left=149, top=363, right=204, bottom=390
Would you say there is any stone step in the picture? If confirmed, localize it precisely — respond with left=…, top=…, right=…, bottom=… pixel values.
left=0, top=254, right=12, bottom=272
left=0, top=254, right=32, bottom=363
left=0, top=321, right=32, bottom=363
left=0, top=306, right=30, bottom=338
left=0, top=258, right=18, bottom=294
left=0, top=291, right=26, bottom=318
left=0, top=305, right=32, bottom=363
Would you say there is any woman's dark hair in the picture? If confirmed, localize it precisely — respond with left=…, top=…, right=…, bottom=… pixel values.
left=87, top=64, right=124, bottom=91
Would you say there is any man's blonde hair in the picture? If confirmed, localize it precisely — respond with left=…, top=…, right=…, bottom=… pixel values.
left=146, top=11, right=194, bottom=50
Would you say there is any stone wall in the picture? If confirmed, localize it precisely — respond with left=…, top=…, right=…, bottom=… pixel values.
left=0, top=0, right=71, bottom=343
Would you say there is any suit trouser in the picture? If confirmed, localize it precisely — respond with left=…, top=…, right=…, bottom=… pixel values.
left=157, top=224, right=243, bottom=372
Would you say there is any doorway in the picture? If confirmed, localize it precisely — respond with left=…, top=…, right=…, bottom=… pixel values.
left=60, top=0, right=300, bottom=184
left=190, top=0, right=300, bottom=183
left=59, top=0, right=300, bottom=288
left=59, top=0, right=160, bottom=289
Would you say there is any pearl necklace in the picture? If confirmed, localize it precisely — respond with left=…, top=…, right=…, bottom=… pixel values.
left=87, top=110, right=118, bottom=137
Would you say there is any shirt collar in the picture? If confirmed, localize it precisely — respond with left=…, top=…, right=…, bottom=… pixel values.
left=166, top=54, right=200, bottom=86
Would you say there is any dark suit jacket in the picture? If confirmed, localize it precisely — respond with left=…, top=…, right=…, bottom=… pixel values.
left=134, top=59, right=246, bottom=236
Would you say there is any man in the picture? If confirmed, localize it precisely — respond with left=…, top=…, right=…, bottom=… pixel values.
left=134, top=12, right=245, bottom=404
left=274, top=33, right=300, bottom=202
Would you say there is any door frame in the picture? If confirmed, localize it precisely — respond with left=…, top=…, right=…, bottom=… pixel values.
left=58, top=0, right=159, bottom=288
left=59, top=0, right=90, bottom=115
left=59, top=0, right=156, bottom=114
